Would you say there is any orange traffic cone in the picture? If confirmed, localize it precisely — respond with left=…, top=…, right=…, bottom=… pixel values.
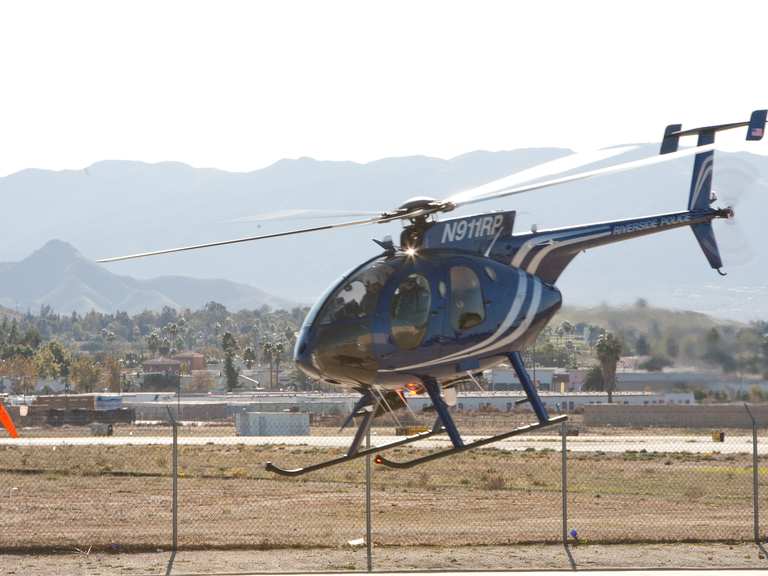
left=0, top=404, right=18, bottom=438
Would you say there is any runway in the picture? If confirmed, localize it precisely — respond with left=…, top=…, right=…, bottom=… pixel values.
left=1, top=432, right=764, bottom=453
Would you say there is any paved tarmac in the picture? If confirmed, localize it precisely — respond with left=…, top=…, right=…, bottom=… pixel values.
left=1, top=432, right=764, bottom=453
left=263, top=573, right=765, bottom=576
left=265, top=573, right=765, bottom=576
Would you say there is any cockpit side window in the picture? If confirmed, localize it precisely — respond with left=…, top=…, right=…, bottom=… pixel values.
left=450, top=266, right=485, bottom=330
left=390, top=273, right=431, bottom=349
left=319, top=261, right=394, bottom=324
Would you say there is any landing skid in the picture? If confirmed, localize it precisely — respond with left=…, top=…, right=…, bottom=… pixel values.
left=265, top=421, right=445, bottom=477
left=265, top=351, right=565, bottom=475
left=374, top=414, right=567, bottom=469
left=375, top=351, right=567, bottom=469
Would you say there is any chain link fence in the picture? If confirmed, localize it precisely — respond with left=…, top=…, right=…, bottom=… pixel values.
left=1, top=398, right=766, bottom=573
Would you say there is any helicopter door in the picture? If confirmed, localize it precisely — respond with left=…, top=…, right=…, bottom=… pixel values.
left=390, top=273, right=431, bottom=350
left=449, top=266, right=486, bottom=332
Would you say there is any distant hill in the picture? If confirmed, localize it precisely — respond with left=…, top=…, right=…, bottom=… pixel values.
left=556, top=303, right=741, bottom=337
left=0, top=240, right=299, bottom=314
left=0, top=147, right=766, bottom=320
left=0, top=304, right=20, bottom=319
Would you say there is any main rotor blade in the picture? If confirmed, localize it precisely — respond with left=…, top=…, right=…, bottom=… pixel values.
left=445, top=145, right=639, bottom=205
left=227, top=209, right=384, bottom=224
left=446, top=143, right=717, bottom=208
left=97, top=215, right=383, bottom=263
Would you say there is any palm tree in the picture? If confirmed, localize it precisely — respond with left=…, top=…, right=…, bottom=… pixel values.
left=261, top=341, right=274, bottom=389
left=273, top=339, right=285, bottom=389
left=146, top=331, right=160, bottom=357
left=222, top=332, right=239, bottom=392
left=596, top=332, right=623, bottom=403
left=243, top=346, right=256, bottom=369
left=165, top=323, right=179, bottom=354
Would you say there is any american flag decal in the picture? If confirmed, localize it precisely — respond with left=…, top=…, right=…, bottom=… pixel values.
left=752, top=127, right=764, bottom=138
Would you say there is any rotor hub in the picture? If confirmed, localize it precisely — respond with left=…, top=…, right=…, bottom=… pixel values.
left=397, top=196, right=439, bottom=212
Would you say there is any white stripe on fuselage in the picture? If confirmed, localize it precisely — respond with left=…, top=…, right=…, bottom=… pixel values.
left=689, top=154, right=713, bottom=210
left=525, top=230, right=611, bottom=275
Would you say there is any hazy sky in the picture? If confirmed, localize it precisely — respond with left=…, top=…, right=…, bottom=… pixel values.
left=1, top=0, right=766, bottom=176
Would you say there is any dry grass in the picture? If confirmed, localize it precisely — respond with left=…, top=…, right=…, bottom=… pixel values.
left=1, top=439, right=766, bottom=552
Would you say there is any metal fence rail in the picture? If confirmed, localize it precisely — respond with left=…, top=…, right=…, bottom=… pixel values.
left=0, top=403, right=766, bottom=572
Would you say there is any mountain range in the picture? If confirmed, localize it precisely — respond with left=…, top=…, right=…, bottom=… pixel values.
left=0, top=146, right=766, bottom=320
left=0, top=240, right=297, bottom=314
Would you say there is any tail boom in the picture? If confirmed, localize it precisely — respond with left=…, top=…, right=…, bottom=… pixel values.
left=500, top=207, right=731, bottom=283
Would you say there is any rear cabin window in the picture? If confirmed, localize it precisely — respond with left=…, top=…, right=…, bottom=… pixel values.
left=450, top=266, right=485, bottom=330
left=390, top=274, right=431, bottom=349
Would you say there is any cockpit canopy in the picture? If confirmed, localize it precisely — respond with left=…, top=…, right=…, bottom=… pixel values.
left=318, top=260, right=396, bottom=324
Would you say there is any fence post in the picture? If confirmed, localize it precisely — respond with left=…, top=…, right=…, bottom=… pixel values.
left=561, top=419, right=568, bottom=544
left=561, top=420, right=576, bottom=570
left=365, top=428, right=373, bottom=572
left=165, top=407, right=179, bottom=575
left=744, top=403, right=760, bottom=544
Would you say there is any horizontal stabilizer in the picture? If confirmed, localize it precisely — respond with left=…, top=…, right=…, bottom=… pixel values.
left=660, top=109, right=767, bottom=154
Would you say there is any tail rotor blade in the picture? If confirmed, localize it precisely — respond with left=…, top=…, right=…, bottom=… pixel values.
left=713, top=156, right=763, bottom=208
left=717, top=217, right=754, bottom=267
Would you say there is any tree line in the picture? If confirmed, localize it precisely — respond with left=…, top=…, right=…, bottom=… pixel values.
left=0, top=302, right=309, bottom=394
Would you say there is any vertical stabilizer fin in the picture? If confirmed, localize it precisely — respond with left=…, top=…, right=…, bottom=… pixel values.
left=747, top=110, right=767, bottom=140
left=690, top=222, right=724, bottom=273
left=660, top=124, right=682, bottom=154
left=688, top=129, right=716, bottom=211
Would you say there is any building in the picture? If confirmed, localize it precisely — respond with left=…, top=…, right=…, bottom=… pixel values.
left=406, top=391, right=694, bottom=414
left=172, top=352, right=206, bottom=372
left=142, top=358, right=182, bottom=392
left=142, top=358, right=182, bottom=375
left=487, top=365, right=768, bottom=396
left=118, top=390, right=694, bottom=422
left=486, top=367, right=559, bottom=390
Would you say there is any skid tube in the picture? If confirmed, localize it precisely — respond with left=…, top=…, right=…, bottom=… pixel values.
left=374, top=414, right=567, bottom=469
left=265, top=424, right=445, bottom=477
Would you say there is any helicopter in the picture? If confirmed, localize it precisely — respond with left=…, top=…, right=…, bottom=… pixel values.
left=96, top=110, right=767, bottom=476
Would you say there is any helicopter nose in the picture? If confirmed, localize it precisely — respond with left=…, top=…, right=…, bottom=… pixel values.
left=293, top=328, right=321, bottom=380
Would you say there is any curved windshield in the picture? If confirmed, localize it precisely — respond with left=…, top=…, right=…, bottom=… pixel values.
left=390, top=273, right=431, bottom=349
left=319, top=260, right=395, bottom=324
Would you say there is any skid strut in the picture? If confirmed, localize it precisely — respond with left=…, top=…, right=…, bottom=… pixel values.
left=376, top=351, right=567, bottom=469
left=265, top=415, right=445, bottom=477
left=375, top=415, right=567, bottom=469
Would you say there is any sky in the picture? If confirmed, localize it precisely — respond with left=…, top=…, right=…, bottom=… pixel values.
left=0, top=0, right=767, bottom=176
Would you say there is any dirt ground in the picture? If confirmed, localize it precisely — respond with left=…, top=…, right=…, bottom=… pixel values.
left=1, top=442, right=766, bottom=550
left=2, top=543, right=767, bottom=575
left=1, top=421, right=767, bottom=572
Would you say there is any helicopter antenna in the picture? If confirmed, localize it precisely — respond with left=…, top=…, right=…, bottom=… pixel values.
left=372, top=384, right=404, bottom=428
left=466, top=371, right=486, bottom=392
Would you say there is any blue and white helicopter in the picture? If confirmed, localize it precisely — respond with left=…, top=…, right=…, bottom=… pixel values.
left=100, top=110, right=766, bottom=475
